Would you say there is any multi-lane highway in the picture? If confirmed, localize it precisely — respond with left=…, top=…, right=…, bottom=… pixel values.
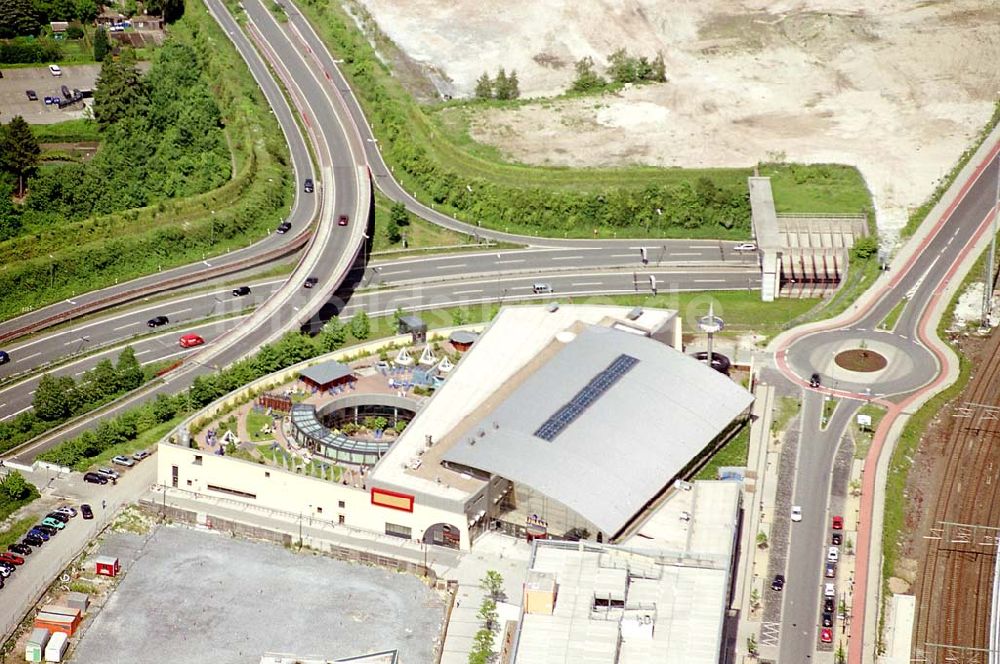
left=775, top=147, right=1000, bottom=662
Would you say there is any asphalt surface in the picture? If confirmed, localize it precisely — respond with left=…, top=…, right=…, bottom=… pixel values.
left=0, top=267, right=759, bottom=425
left=777, top=151, right=1000, bottom=661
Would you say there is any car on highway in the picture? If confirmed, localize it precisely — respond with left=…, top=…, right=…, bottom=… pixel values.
left=303, top=277, right=319, bottom=289
left=304, top=178, right=314, bottom=193
left=97, top=467, right=119, bottom=480
left=81, top=504, right=94, bottom=519
left=820, top=627, right=833, bottom=644
left=337, top=215, right=349, bottom=227
left=770, top=574, right=785, bottom=591
left=832, top=532, right=842, bottom=546
left=832, top=515, right=844, bottom=530
left=40, top=517, right=65, bottom=530
left=822, top=612, right=833, bottom=627
left=48, top=64, right=62, bottom=76
left=810, top=372, right=822, bottom=388
left=178, top=333, right=205, bottom=348
left=112, top=455, right=135, bottom=467
left=825, top=561, right=836, bottom=578
left=83, top=472, right=108, bottom=485
left=24, top=534, right=44, bottom=547
left=133, top=450, right=151, bottom=461
left=734, top=242, right=757, bottom=252
left=790, top=505, right=802, bottom=522
left=276, top=221, right=292, bottom=234
left=232, top=286, right=252, bottom=297
left=532, top=283, right=553, bottom=294
left=827, top=546, right=839, bottom=563
left=28, top=528, right=49, bottom=541
left=9, top=543, right=31, bottom=556
left=0, top=552, right=25, bottom=566
left=26, top=89, right=37, bottom=101
left=147, top=315, right=169, bottom=327
left=0, top=350, right=8, bottom=364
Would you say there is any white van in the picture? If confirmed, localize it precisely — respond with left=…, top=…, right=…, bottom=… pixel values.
left=48, top=64, right=62, bottom=76
left=532, top=283, right=553, bottom=294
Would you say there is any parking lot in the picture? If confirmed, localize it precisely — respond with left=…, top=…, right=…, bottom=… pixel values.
left=0, top=64, right=102, bottom=124
left=70, top=526, right=446, bottom=663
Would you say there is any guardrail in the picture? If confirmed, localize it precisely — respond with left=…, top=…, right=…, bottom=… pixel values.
left=0, top=230, right=310, bottom=346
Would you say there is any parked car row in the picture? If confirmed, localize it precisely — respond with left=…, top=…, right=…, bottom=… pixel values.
left=0, top=505, right=91, bottom=591
left=818, top=514, right=845, bottom=644
left=82, top=450, right=151, bottom=484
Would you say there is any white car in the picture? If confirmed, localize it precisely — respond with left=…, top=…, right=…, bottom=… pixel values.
left=791, top=505, right=803, bottom=522
left=824, top=582, right=836, bottom=598
left=97, top=467, right=120, bottom=480
left=112, top=455, right=136, bottom=467
left=734, top=242, right=757, bottom=252
left=827, top=546, right=839, bottom=563
left=48, top=64, right=62, bottom=76
left=54, top=506, right=77, bottom=518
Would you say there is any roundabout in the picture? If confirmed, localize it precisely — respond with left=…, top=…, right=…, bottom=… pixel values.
left=779, top=327, right=939, bottom=399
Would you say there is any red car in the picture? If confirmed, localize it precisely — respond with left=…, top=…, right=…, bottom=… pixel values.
left=0, top=552, right=25, bottom=566
left=820, top=627, right=833, bottom=643
left=178, top=333, right=205, bottom=348
left=832, top=515, right=844, bottom=530
left=337, top=215, right=349, bottom=227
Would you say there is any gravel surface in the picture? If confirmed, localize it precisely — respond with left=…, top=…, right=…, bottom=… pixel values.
left=71, top=525, right=445, bottom=664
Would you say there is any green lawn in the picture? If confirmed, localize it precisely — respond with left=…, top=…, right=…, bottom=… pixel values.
left=879, top=299, right=907, bottom=332
left=31, top=119, right=101, bottom=143
left=246, top=409, right=275, bottom=442
left=853, top=403, right=886, bottom=460
left=78, top=418, right=180, bottom=472
left=370, top=188, right=480, bottom=254
left=0, top=517, right=37, bottom=550
left=696, top=424, right=750, bottom=480
left=0, top=484, right=41, bottom=523
left=770, top=396, right=801, bottom=435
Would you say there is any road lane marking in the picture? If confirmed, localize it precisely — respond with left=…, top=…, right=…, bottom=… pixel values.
left=437, top=264, right=465, bottom=269
left=134, top=350, right=151, bottom=356
left=377, top=269, right=410, bottom=275
left=671, top=252, right=701, bottom=257
left=393, top=296, right=422, bottom=301
left=166, top=308, right=192, bottom=317
left=495, top=259, right=525, bottom=264
left=550, top=256, right=582, bottom=261
left=571, top=282, right=603, bottom=286
left=609, top=253, right=637, bottom=258
left=0, top=405, right=31, bottom=421
left=16, top=352, right=41, bottom=362
left=691, top=245, right=717, bottom=249
left=113, top=321, right=137, bottom=331
left=453, top=289, right=483, bottom=295
left=694, top=279, right=725, bottom=283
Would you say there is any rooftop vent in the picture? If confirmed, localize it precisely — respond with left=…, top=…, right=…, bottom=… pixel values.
left=626, top=307, right=643, bottom=321
left=477, top=429, right=485, bottom=437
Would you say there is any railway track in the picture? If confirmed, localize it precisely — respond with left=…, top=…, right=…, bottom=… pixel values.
left=912, top=331, right=1000, bottom=661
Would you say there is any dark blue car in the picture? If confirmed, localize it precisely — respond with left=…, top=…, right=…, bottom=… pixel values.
left=0, top=350, right=8, bottom=364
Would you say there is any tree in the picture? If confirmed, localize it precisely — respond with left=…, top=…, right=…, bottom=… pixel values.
left=506, top=70, right=520, bottom=99
left=493, top=67, right=509, bottom=100
left=0, top=469, right=30, bottom=501
left=0, top=116, right=40, bottom=196
left=570, top=56, right=606, bottom=93
left=607, top=48, right=636, bottom=84
left=0, top=183, right=22, bottom=241
left=851, top=235, right=878, bottom=261
left=349, top=311, right=370, bottom=340
left=317, top=317, right=346, bottom=352
left=88, top=358, right=121, bottom=401
left=0, top=0, right=41, bottom=37
left=651, top=52, right=667, bottom=82
left=386, top=218, right=402, bottom=244
left=480, top=569, right=504, bottom=601
left=33, top=373, right=75, bottom=421
left=116, top=346, right=145, bottom=391
left=92, top=26, right=110, bottom=62
left=467, top=628, right=494, bottom=664
left=477, top=598, right=498, bottom=631
left=93, top=57, right=149, bottom=129
left=474, top=72, right=492, bottom=99
left=75, top=0, right=97, bottom=21
left=389, top=201, right=409, bottom=226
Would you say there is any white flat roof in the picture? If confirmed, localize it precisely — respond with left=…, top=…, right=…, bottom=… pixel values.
left=513, top=540, right=732, bottom=664
left=370, top=305, right=677, bottom=501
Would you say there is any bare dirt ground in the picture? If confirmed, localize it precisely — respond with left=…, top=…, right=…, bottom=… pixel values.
left=355, top=0, right=1000, bottom=242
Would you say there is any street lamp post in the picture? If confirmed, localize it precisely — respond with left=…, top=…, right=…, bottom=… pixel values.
left=49, top=253, right=55, bottom=290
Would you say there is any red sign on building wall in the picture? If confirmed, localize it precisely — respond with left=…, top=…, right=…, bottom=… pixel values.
left=370, top=487, right=415, bottom=512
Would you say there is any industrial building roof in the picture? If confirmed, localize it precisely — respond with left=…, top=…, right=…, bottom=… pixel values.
left=442, top=325, right=753, bottom=535
left=371, top=305, right=679, bottom=501
left=513, top=540, right=732, bottom=664
left=298, top=361, right=353, bottom=387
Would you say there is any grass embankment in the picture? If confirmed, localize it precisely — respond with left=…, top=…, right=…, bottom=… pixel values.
left=370, top=188, right=477, bottom=254
left=771, top=396, right=801, bottom=435
left=853, top=403, right=886, bottom=460
left=294, top=0, right=872, bottom=240
left=0, top=0, right=293, bottom=323
left=695, top=425, right=750, bottom=480
left=0, top=484, right=41, bottom=523
left=879, top=299, right=907, bottom=332
left=0, top=518, right=37, bottom=550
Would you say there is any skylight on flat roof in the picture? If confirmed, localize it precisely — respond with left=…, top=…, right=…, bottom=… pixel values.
left=533, top=353, right=639, bottom=441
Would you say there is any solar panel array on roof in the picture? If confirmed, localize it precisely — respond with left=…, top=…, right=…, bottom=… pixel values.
left=534, top=354, right=639, bottom=441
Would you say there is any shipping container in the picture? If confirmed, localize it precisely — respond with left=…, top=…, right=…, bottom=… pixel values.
left=44, top=632, right=67, bottom=662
